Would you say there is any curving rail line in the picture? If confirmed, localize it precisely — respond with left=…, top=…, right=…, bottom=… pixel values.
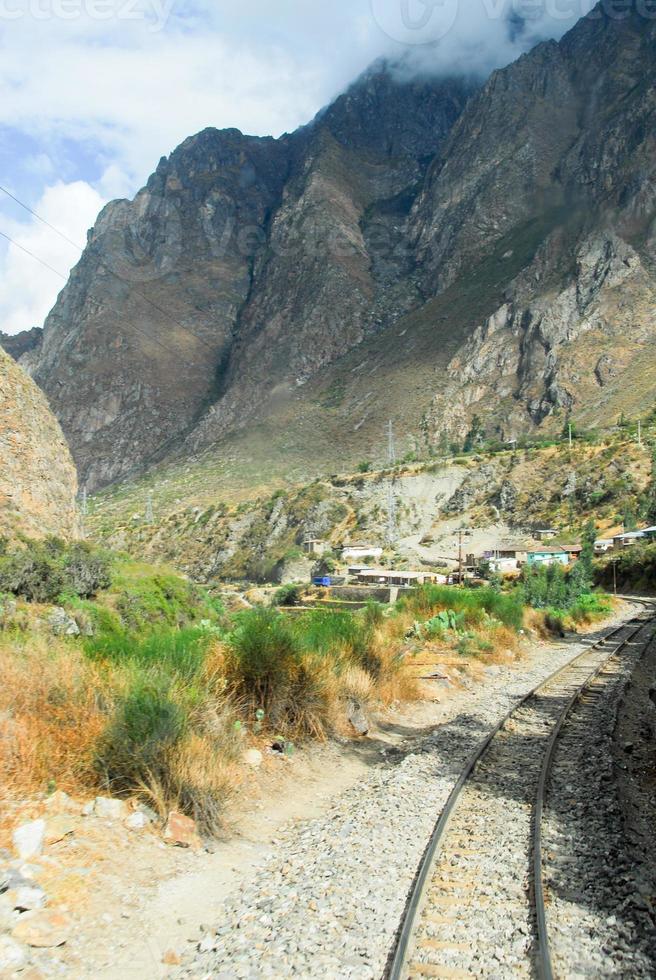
left=387, top=603, right=656, bottom=980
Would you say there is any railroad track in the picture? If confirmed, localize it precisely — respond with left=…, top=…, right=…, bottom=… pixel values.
left=388, top=606, right=656, bottom=980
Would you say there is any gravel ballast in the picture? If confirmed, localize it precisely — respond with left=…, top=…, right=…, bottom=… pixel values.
left=174, top=611, right=640, bottom=980
left=543, top=619, right=656, bottom=978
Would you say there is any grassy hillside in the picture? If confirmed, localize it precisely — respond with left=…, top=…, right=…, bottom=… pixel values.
left=87, top=432, right=654, bottom=587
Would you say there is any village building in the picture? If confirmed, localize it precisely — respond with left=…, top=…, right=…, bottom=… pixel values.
left=303, top=538, right=326, bottom=556
left=354, top=569, right=445, bottom=587
left=561, top=544, right=583, bottom=562
left=533, top=528, right=558, bottom=541
left=525, top=547, right=570, bottom=567
left=342, top=544, right=384, bottom=562
left=483, top=542, right=531, bottom=569
left=612, top=527, right=656, bottom=550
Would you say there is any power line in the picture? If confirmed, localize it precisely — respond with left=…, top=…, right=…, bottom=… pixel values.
left=0, top=224, right=209, bottom=368
left=0, top=183, right=83, bottom=250
left=0, top=230, right=69, bottom=280
left=0, top=183, right=217, bottom=357
left=0, top=184, right=234, bottom=482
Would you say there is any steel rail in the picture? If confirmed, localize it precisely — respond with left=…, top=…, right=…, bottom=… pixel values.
left=533, top=610, right=656, bottom=980
left=387, top=604, right=655, bottom=980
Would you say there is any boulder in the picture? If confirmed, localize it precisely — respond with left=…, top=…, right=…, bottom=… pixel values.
left=0, top=893, right=18, bottom=930
left=163, top=811, right=201, bottom=850
left=8, top=885, right=47, bottom=912
left=45, top=815, right=78, bottom=845
left=347, top=700, right=370, bottom=737
left=93, top=797, right=125, bottom=820
left=12, top=820, right=45, bottom=860
left=47, top=607, right=80, bottom=637
left=125, top=811, right=150, bottom=831
left=43, top=790, right=74, bottom=814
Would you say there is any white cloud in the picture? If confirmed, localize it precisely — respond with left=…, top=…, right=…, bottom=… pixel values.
left=0, top=181, right=105, bottom=334
left=0, top=0, right=584, bottom=333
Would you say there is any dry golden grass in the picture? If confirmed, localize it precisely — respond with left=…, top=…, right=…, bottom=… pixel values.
left=0, top=637, right=107, bottom=800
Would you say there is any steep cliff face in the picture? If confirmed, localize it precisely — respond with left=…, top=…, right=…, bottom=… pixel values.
left=0, top=347, right=78, bottom=540
left=416, top=7, right=656, bottom=443
left=31, top=67, right=473, bottom=488
left=27, top=5, right=656, bottom=490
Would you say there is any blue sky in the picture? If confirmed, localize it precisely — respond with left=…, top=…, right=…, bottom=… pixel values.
left=0, top=0, right=585, bottom=335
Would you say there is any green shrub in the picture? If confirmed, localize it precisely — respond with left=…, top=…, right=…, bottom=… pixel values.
left=0, top=547, right=65, bottom=602
left=273, top=583, right=302, bottom=607
left=0, top=538, right=112, bottom=603
left=64, top=542, right=112, bottom=597
left=95, top=673, right=187, bottom=794
left=226, top=608, right=300, bottom=719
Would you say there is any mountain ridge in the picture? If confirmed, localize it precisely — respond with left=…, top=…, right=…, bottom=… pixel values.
left=24, top=4, right=656, bottom=492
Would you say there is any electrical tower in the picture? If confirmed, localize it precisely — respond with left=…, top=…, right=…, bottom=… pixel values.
left=387, top=420, right=397, bottom=545
left=387, top=419, right=396, bottom=466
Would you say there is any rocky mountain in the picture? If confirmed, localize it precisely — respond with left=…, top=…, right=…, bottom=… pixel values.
left=28, top=68, right=473, bottom=490
left=0, top=327, right=42, bottom=361
left=26, top=3, right=656, bottom=492
left=0, top=346, right=79, bottom=540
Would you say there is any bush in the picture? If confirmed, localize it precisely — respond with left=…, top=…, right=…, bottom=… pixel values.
left=0, top=538, right=112, bottom=603
left=0, top=546, right=65, bottom=602
left=226, top=608, right=300, bottom=722
left=95, top=673, right=188, bottom=794
left=596, top=543, right=656, bottom=593
left=64, top=542, right=112, bottom=597
left=273, top=583, right=302, bottom=607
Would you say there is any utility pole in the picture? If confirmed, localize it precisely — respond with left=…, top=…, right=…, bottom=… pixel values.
left=568, top=423, right=573, bottom=449
left=458, top=529, right=464, bottom=586
left=612, top=558, right=618, bottom=596
left=80, top=486, right=88, bottom=539
left=145, top=491, right=154, bottom=525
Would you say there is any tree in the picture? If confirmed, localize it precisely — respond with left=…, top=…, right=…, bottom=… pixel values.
left=622, top=503, right=638, bottom=531
left=580, top=518, right=596, bottom=578
left=645, top=446, right=656, bottom=525
left=463, top=415, right=485, bottom=453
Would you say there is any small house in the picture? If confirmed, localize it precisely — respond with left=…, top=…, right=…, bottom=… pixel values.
left=534, top=528, right=557, bottom=541
left=525, top=547, right=570, bottom=567
left=342, top=544, right=384, bottom=562
left=483, top=542, right=531, bottom=567
left=613, top=531, right=647, bottom=550
left=355, top=569, right=444, bottom=587
left=303, top=538, right=326, bottom=557
left=594, top=539, right=614, bottom=554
